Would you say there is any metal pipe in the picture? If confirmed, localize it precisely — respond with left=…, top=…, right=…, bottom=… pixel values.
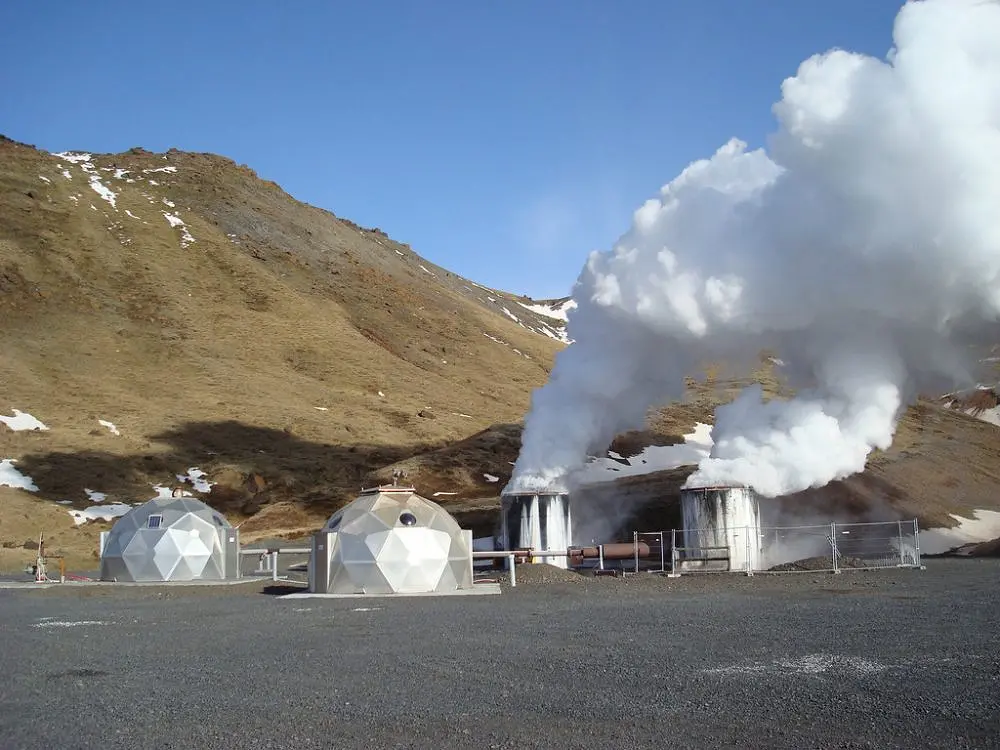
left=473, top=549, right=570, bottom=561
left=239, top=547, right=311, bottom=555
left=745, top=525, right=753, bottom=576
left=471, top=550, right=559, bottom=556
left=598, top=544, right=604, bottom=571
left=634, top=531, right=639, bottom=574
left=508, top=553, right=516, bottom=587
left=569, top=542, right=656, bottom=560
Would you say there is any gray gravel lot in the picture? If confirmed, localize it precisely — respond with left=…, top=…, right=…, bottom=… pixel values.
left=1, top=559, right=998, bottom=749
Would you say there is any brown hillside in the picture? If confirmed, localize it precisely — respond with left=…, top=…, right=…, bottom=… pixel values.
left=0, top=136, right=567, bottom=567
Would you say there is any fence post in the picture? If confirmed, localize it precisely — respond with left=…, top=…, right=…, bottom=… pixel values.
left=913, top=518, right=923, bottom=568
left=633, top=531, right=639, bottom=574
left=598, top=544, right=604, bottom=571
left=830, top=522, right=840, bottom=574
left=272, top=551, right=279, bottom=581
left=508, top=553, right=516, bottom=587
left=897, top=520, right=905, bottom=566
left=659, top=531, right=665, bottom=574
left=671, top=529, right=677, bottom=576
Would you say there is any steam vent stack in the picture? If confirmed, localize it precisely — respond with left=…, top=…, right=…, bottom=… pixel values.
left=680, top=485, right=763, bottom=572
left=500, top=490, right=572, bottom=569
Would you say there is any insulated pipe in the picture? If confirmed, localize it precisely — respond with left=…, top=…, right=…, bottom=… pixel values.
left=569, top=542, right=657, bottom=560
left=474, top=549, right=570, bottom=564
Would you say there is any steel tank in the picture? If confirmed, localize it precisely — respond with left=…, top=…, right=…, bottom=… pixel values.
left=499, top=491, right=572, bottom=568
left=680, top=485, right=762, bottom=572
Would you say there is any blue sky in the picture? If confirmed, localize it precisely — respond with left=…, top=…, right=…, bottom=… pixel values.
left=1, top=1, right=902, bottom=298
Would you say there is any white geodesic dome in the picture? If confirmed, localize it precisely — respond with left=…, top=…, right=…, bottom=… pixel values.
left=314, top=486, right=473, bottom=594
left=99, top=496, right=235, bottom=582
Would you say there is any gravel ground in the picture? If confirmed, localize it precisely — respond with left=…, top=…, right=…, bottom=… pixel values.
left=1, top=559, right=998, bottom=749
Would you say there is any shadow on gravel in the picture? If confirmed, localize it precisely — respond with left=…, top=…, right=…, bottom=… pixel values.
left=46, top=669, right=109, bottom=681
left=259, top=583, right=307, bottom=597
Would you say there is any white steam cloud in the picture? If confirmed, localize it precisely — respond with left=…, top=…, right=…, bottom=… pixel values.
left=510, top=0, right=1000, bottom=499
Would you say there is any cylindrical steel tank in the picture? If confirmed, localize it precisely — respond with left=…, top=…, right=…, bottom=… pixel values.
left=499, top=491, right=572, bottom=569
left=680, top=485, right=762, bottom=572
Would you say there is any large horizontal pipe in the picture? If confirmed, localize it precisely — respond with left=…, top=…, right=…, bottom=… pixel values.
left=478, top=546, right=664, bottom=564
left=473, top=549, right=571, bottom=558
left=569, top=542, right=660, bottom=560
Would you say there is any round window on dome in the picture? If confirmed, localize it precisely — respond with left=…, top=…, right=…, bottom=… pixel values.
left=399, top=512, right=417, bottom=526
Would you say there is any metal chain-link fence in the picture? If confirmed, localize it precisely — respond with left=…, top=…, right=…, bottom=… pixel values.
left=627, top=520, right=922, bottom=575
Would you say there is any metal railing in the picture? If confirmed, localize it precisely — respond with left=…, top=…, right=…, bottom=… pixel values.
left=236, top=546, right=525, bottom=586
left=630, top=519, right=923, bottom=575
left=239, top=547, right=311, bottom=581
left=472, top=551, right=519, bottom=587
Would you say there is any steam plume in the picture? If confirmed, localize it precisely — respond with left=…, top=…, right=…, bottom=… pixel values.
left=510, top=0, right=1000, bottom=499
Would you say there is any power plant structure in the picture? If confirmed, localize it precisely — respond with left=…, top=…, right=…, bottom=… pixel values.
left=498, top=489, right=572, bottom=569
left=677, top=485, right=763, bottom=572
left=496, top=484, right=765, bottom=573
left=76, top=472, right=920, bottom=592
left=496, top=484, right=762, bottom=572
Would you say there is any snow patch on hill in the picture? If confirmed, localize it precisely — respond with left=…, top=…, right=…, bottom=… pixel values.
left=518, top=298, right=576, bottom=322
left=0, top=409, right=48, bottom=431
left=575, top=423, right=713, bottom=486
left=0, top=459, right=38, bottom=491
left=921, top=510, right=1000, bottom=555
left=940, top=386, right=1000, bottom=427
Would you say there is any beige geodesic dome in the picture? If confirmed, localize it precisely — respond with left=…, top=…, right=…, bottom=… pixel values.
left=100, top=496, right=238, bottom=582
left=312, top=486, right=473, bottom=594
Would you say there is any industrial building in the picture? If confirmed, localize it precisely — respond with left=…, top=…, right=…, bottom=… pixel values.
left=498, top=489, right=572, bottom=568
left=678, top=485, right=763, bottom=572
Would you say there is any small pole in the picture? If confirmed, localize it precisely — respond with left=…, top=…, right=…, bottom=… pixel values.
left=745, top=526, right=752, bottom=576
left=598, top=544, right=604, bottom=571
left=671, top=528, right=677, bottom=575
left=633, top=531, right=639, bottom=574
left=659, top=531, right=665, bottom=573
left=913, top=518, right=922, bottom=568
left=831, top=522, right=840, bottom=574
left=897, top=519, right=905, bottom=566
left=272, top=550, right=279, bottom=581
left=508, top=553, right=516, bottom=587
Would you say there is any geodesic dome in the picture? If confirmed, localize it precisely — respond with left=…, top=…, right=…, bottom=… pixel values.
left=312, top=486, right=473, bottom=594
left=100, top=496, right=238, bottom=582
